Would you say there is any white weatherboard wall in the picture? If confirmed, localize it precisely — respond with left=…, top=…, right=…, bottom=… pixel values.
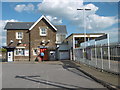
left=59, top=51, right=69, bottom=60
left=57, top=44, right=70, bottom=60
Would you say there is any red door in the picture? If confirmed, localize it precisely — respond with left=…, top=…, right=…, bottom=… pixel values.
left=40, top=48, right=48, bottom=61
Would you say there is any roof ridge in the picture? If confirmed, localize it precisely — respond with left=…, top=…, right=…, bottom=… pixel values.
left=54, top=25, right=66, bottom=26
left=71, top=33, right=105, bottom=34
left=56, top=25, right=65, bottom=26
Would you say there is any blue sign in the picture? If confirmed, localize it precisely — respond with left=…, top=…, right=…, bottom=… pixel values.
left=40, top=52, right=44, bottom=56
left=38, top=46, right=48, bottom=48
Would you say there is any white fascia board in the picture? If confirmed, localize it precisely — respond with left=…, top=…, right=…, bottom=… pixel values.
left=16, top=47, right=25, bottom=48
left=89, top=35, right=103, bottom=37
left=73, top=34, right=103, bottom=38
left=29, top=15, right=57, bottom=31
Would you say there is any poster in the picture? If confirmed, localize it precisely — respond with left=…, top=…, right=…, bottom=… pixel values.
left=25, top=50, right=29, bottom=56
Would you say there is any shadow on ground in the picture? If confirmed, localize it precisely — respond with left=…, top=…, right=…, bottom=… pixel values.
left=60, top=60, right=95, bottom=81
left=13, top=60, right=106, bottom=90
left=15, top=75, right=92, bottom=90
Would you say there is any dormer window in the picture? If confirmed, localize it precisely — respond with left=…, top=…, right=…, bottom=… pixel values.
left=16, top=32, right=23, bottom=39
left=39, top=27, right=47, bottom=36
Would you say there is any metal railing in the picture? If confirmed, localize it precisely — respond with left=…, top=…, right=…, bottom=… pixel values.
left=74, top=43, right=120, bottom=74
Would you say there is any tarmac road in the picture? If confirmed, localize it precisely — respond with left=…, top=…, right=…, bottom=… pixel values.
left=2, top=61, right=107, bottom=89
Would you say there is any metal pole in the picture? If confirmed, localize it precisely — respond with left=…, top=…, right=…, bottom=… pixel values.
left=107, top=34, right=110, bottom=69
left=83, top=7, right=87, bottom=64
left=91, top=47, right=93, bottom=60
left=83, top=7, right=86, bottom=50
left=83, top=49, right=85, bottom=63
left=116, top=45, right=118, bottom=59
left=70, top=49, right=72, bottom=60
left=73, top=36, right=75, bottom=61
left=88, top=38, right=90, bottom=65
left=95, top=41, right=97, bottom=66
left=77, top=8, right=91, bottom=63
left=29, top=31, right=31, bottom=61
left=101, top=44, right=103, bottom=72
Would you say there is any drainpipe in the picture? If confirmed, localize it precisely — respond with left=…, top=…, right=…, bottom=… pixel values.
left=29, top=30, right=31, bottom=61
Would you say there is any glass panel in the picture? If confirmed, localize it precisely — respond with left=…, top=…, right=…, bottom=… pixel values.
left=17, top=32, right=23, bottom=39
left=33, top=49, right=37, bottom=55
left=41, top=28, right=46, bottom=35
left=9, top=53, right=11, bottom=56
left=16, top=49, right=24, bottom=55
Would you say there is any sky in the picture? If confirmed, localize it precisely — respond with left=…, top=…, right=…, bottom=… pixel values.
left=0, top=0, right=119, bottom=47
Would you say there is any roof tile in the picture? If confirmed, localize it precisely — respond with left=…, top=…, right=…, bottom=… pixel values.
left=5, top=22, right=67, bottom=34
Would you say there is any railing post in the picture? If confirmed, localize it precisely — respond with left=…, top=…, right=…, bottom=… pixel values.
left=83, top=49, right=85, bottom=63
left=101, top=44, right=103, bottom=72
left=95, top=41, right=97, bottom=66
left=91, top=48, right=93, bottom=60
left=107, top=34, right=110, bottom=69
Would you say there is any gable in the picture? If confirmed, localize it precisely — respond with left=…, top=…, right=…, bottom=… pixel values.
left=4, top=15, right=67, bottom=35
left=29, top=15, right=57, bottom=31
left=31, top=18, right=57, bottom=34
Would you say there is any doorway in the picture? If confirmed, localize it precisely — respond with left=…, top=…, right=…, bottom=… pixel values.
left=7, top=51, right=13, bottom=62
left=40, top=48, right=48, bottom=61
left=49, top=51, right=56, bottom=60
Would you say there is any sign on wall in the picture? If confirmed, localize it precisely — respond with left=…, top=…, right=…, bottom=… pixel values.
left=95, top=34, right=107, bottom=41
left=25, top=50, right=29, bottom=56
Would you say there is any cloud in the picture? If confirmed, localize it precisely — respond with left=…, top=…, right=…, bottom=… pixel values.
left=3, top=0, right=43, bottom=2
left=0, top=19, right=19, bottom=46
left=14, top=3, right=34, bottom=12
left=37, top=0, right=117, bottom=30
left=13, top=0, right=118, bottom=31
left=0, top=19, right=19, bottom=29
left=96, top=28, right=119, bottom=43
left=37, top=0, right=83, bottom=20
left=2, top=0, right=119, bottom=2
left=46, top=15, right=62, bottom=24
left=87, top=14, right=117, bottom=30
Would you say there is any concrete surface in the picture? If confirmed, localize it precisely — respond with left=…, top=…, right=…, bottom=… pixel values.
left=71, top=60, right=120, bottom=90
left=2, top=61, right=106, bottom=89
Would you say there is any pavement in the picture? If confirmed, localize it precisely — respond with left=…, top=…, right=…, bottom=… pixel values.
left=66, top=60, right=120, bottom=90
left=2, top=61, right=107, bottom=89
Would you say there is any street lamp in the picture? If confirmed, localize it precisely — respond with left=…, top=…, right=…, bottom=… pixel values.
left=77, top=8, right=91, bottom=47
left=77, top=8, right=91, bottom=48
left=77, top=8, right=91, bottom=59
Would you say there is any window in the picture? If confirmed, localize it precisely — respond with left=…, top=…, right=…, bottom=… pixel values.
left=15, top=48, right=25, bottom=56
left=56, top=34, right=66, bottom=42
left=33, top=49, right=37, bottom=55
left=61, top=35, right=66, bottom=41
left=75, top=40, right=78, bottom=44
left=16, top=32, right=23, bottom=39
left=39, top=27, right=47, bottom=36
left=56, top=34, right=60, bottom=42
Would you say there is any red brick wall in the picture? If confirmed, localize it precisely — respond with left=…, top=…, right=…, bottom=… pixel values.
left=30, top=18, right=56, bottom=61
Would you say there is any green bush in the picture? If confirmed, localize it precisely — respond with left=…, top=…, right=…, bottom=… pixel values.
left=0, top=48, right=7, bottom=52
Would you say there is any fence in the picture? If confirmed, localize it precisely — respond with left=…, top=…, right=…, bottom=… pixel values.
left=74, top=43, right=120, bottom=74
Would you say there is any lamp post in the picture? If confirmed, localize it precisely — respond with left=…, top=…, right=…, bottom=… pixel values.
left=77, top=8, right=91, bottom=60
